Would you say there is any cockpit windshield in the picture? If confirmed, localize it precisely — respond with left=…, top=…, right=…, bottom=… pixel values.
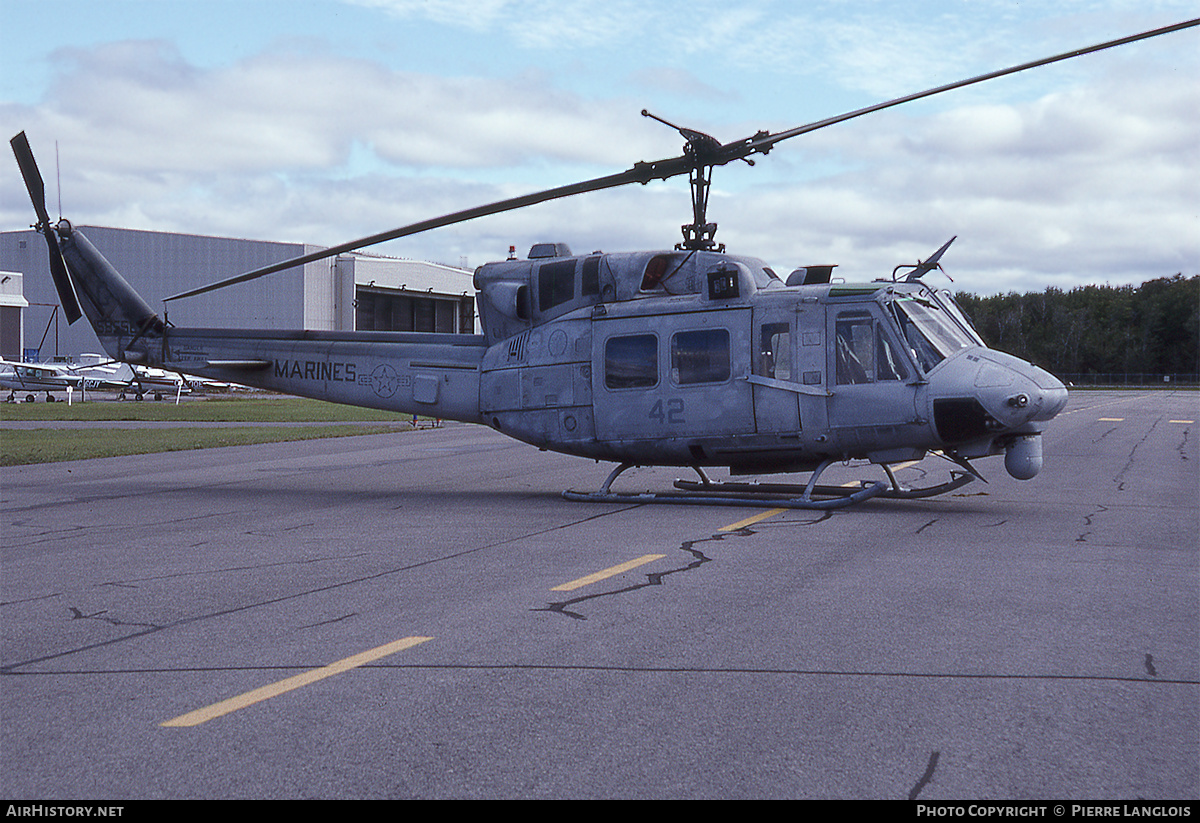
left=932, top=289, right=986, bottom=346
left=889, top=293, right=976, bottom=373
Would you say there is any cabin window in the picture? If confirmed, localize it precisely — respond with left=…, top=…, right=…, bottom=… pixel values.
left=759, top=322, right=791, bottom=381
left=581, top=256, right=600, bottom=296
left=641, top=255, right=672, bottom=291
left=538, top=260, right=576, bottom=313
left=671, top=329, right=730, bottom=385
left=605, top=334, right=658, bottom=390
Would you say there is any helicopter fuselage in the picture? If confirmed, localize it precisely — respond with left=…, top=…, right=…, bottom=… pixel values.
left=63, top=227, right=1067, bottom=482
left=472, top=245, right=1066, bottom=478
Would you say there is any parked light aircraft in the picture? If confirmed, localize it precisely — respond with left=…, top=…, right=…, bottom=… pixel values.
left=1, top=358, right=87, bottom=402
left=1, top=356, right=200, bottom=403
left=10, top=20, right=1196, bottom=507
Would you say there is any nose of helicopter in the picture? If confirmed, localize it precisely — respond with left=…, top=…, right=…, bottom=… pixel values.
left=927, top=348, right=1068, bottom=479
left=935, top=348, right=1068, bottom=428
left=973, top=350, right=1069, bottom=425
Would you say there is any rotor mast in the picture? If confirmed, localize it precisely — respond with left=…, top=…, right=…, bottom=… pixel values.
left=682, top=163, right=718, bottom=252
left=641, top=110, right=751, bottom=252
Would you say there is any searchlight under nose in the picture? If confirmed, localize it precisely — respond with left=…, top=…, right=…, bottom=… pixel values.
left=1001, top=361, right=1067, bottom=480
left=1005, top=433, right=1044, bottom=480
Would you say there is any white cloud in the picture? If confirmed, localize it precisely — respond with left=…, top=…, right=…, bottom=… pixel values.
left=3, top=5, right=1197, bottom=294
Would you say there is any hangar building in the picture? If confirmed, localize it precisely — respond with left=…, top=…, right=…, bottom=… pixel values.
left=0, top=225, right=477, bottom=362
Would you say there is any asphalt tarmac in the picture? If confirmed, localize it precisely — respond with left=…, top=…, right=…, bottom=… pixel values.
left=1, top=390, right=1196, bottom=799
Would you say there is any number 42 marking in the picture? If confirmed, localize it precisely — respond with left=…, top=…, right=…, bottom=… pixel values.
left=649, top=398, right=685, bottom=424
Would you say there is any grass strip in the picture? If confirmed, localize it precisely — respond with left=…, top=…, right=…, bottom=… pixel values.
left=0, top=395, right=414, bottom=423
left=0, top=425, right=404, bottom=466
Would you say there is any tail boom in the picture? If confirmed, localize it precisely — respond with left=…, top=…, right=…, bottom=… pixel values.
left=58, top=224, right=486, bottom=422
left=150, top=327, right=487, bottom=421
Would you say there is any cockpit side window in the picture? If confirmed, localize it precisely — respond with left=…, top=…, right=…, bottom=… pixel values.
left=835, top=312, right=874, bottom=385
left=876, top=329, right=908, bottom=381
left=835, top=311, right=907, bottom=385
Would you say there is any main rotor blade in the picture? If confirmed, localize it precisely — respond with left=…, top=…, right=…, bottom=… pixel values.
left=10, top=132, right=83, bottom=324
left=736, top=18, right=1200, bottom=159
left=164, top=157, right=693, bottom=302
left=167, top=17, right=1197, bottom=303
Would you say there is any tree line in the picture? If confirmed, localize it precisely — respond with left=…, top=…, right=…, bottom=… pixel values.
left=954, top=274, right=1199, bottom=379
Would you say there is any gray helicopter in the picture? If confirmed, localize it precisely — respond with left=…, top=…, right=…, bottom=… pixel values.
left=12, top=20, right=1196, bottom=509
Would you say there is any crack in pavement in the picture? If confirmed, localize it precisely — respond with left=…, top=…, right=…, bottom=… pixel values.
left=4, top=509, right=250, bottom=549
left=909, top=750, right=940, bottom=800
left=1076, top=504, right=1108, bottom=543
left=532, top=531, right=724, bottom=620
left=300, top=612, right=360, bottom=629
left=533, top=509, right=834, bottom=620
left=68, top=606, right=160, bottom=630
left=1114, top=418, right=1158, bottom=492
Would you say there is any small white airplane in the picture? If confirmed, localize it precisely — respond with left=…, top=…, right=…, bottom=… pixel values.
left=1, top=357, right=208, bottom=403
left=1, top=359, right=89, bottom=402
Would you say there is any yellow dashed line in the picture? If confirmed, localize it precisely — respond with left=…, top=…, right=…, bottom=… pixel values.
left=719, top=508, right=786, bottom=532
left=160, top=636, right=433, bottom=727
left=552, top=554, right=666, bottom=592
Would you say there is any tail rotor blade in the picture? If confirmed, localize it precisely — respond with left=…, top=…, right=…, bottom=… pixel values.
left=10, top=132, right=82, bottom=324
left=11, top=132, right=51, bottom=226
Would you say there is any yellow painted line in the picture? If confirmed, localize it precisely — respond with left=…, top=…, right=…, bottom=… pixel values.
left=552, top=554, right=666, bottom=592
left=719, top=508, right=786, bottom=532
left=160, top=635, right=433, bottom=727
left=719, top=462, right=924, bottom=527
left=1098, top=417, right=1125, bottom=422
left=1169, top=420, right=1194, bottom=424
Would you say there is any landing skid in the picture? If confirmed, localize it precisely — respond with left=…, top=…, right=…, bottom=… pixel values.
left=563, top=459, right=975, bottom=509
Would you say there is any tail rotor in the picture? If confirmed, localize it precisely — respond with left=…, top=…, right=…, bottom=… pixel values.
left=10, top=131, right=82, bottom=324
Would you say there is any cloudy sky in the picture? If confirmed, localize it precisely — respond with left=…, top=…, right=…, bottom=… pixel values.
left=2, top=0, right=1197, bottom=297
